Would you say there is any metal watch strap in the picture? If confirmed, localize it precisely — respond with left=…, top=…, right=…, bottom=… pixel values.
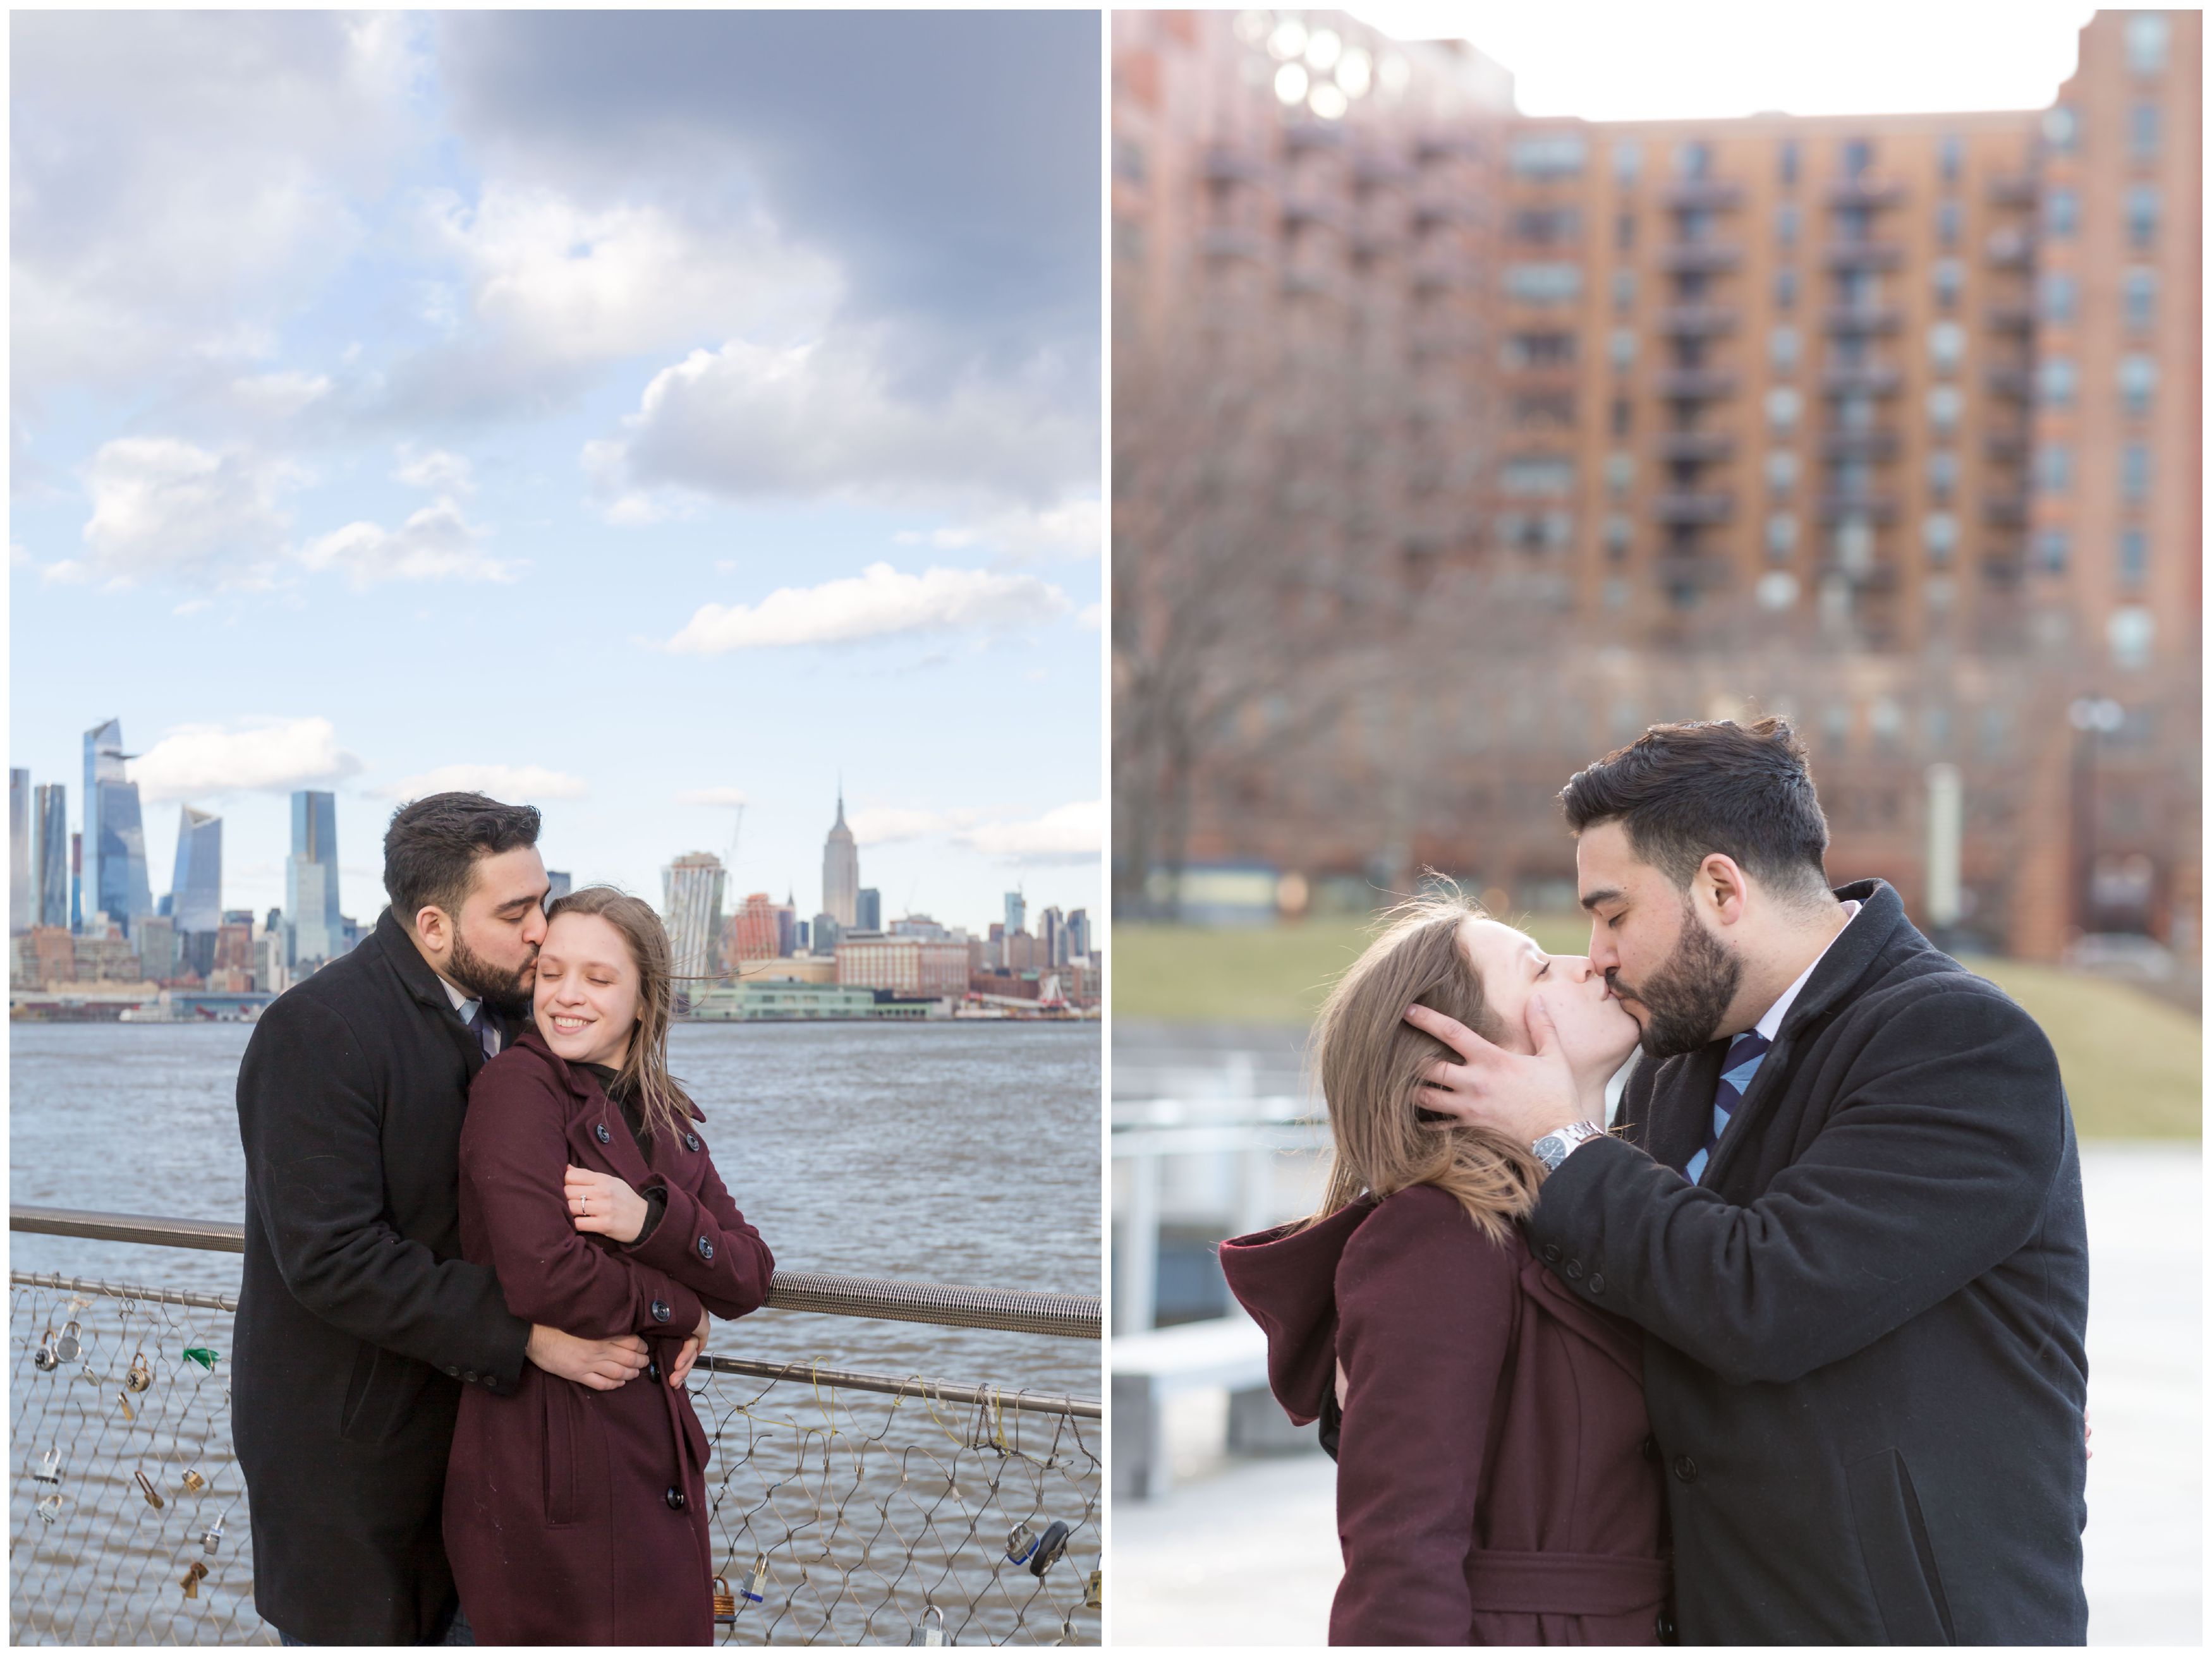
left=1533, top=1120, right=1605, bottom=1171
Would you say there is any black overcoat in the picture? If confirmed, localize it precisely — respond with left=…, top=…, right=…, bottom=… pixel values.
left=233, top=907, right=534, bottom=1645
left=1525, top=878, right=2089, bottom=1644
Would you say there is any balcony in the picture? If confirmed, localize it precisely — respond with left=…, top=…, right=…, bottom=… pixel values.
left=1653, top=492, right=1735, bottom=525
left=1410, top=260, right=1464, bottom=293
left=1282, top=196, right=1346, bottom=233
left=1655, top=305, right=1738, bottom=337
left=1983, top=495, right=2029, bottom=528
left=1659, top=243, right=1743, bottom=273
left=1983, top=431, right=2029, bottom=462
left=1354, top=154, right=1414, bottom=188
left=1655, top=431, right=1735, bottom=462
left=1817, top=556, right=1899, bottom=591
left=1662, top=180, right=1745, bottom=211
left=1201, top=148, right=1266, bottom=186
left=1823, top=240, right=1904, bottom=270
left=1825, top=178, right=1905, bottom=207
left=1411, top=196, right=1478, bottom=231
left=1822, top=430, right=1900, bottom=462
left=1821, top=363, right=1904, bottom=395
left=1822, top=304, right=1902, bottom=334
left=1350, top=229, right=1402, bottom=260
left=1986, top=175, right=2038, bottom=207
left=1985, top=228, right=2034, bottom=268
left=1200, top=226, right=1266, bottom=262
left=1415, top=133, right=1481, bottom=166
left=1655, top=368, right=1738, bottom=400
left=1280, top=267, right=1344, bottom=301
left=1985, top=364, right=2034, bottom=399
left=1985, top=301, right=2034, bottom=332
left=1284, top=120, right=1346, bottom=152
left=1818, top=492, right=1899, bottom=525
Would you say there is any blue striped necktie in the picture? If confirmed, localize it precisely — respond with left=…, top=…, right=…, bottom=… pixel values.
left=1686, top=1029, right=1771, bottom=1182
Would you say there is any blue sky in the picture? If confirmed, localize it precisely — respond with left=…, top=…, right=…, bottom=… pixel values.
left=11, top=11, right=1102, bottom=934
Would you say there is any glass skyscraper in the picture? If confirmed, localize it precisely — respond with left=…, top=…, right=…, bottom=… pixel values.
left=171, top=806, right=222, bottom=936
left=9, top=769, right=29, bottom=936
left=82, top=718, right=152, bottom=934
left=286, top=790, right=343, bottom=967
left=34, top=785, right=68, bottom=929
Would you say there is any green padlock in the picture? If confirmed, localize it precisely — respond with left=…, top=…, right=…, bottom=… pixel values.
left=183, top=1346, right=219, bottom=1372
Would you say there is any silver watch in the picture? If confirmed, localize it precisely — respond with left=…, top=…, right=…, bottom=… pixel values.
left=1532, top=1120, right=1606, bottom=1171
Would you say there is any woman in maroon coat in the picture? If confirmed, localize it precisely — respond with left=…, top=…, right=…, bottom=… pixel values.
left=1220, top=889, right=1670, bottom=1645
left=445, top=886, right=774, bottom=1644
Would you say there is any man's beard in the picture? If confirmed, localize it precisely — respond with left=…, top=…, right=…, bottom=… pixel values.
left=1610, top=900, right=1743, bottom=1060
left=447, top=931, right=536, bottom=1020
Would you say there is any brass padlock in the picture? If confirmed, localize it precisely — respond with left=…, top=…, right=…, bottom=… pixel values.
left=1084, top=1569, right=1102, bottom=1611
left=181, top=1470, right=207, bottom=1494
left=202, top=1511, right=226, bottom=1556
left=743, top=1555, right=767, bottom=1605
left=712, top=1577, right=736, bottom=1623
left=53, top=1319, right=82, bottom=1364
left=135, top=1468, right=166, bottom=1510
left=126, top=1351, right=153, bottom=1394
left=180, top=1560, right=209, bottom=1599
left=116, top=1388, right=137, bottom=1423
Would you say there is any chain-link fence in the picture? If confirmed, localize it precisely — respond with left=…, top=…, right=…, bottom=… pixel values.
left=11, top=1274, right=1101, bottom=1646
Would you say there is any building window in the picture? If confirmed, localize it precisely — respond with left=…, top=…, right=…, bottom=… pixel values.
left=2122, top=442, right=2151, bottom=503
left=1835, top=392, right=1874, bottom=433
left=1775, top=267, right=1798, bottom=310
left=1505, top=263, right=1584, bottom=303
left=1114, top=137, right=1148, bottom=185
left=1936, top=200, right=1961, bottom=248
left=1928, top=320, right=1965, bottom=372
left=2124, top=267, right=2157, bottom=332
left=1677, top=206, right=1715, bottom=244
left=1927, top=384, right=1962, bottom=434
left=1675, top=140, right=1711, bottom=179
left=1842, top=138, right=1873, bottom=178
left=1939, top=134, right=1964, bottom=182
left=1765, top=386, right=1802, bottom=435
left=1780, top=140, right=1799, bottom=185
left=2046, top=188, right=2078, bottom=238
left=2125, top=11, right=2169, bottom=75
left=2130, top=103, right=2160, bottom=160
left=2034, top=528, right=2069, bottom=573
left=1112, top=216, right=1145, bottom=265
left=2118, top=354, right=2156, bottom=417
left=1509, top=134, right=1589, bottom=179
left=2037, top=356, right=2076, bottom=407
left=1777, top=203, right=1799, bottom=246
left=1613, top=140, right=1641, bottom=184
left=1505, top=331, right=1576, bottom=368
left=1835, top=203, right=1873, bottom=243
left=1604, top=514, right=1632, bottom=558
left=1932, top=258, right=1962, bottom=309
left=1605, top=450, right=1636, bottom=497
left=1608, top=327, right=1637, bottom=368
left=1501, top=456, right=1576, bottom=496
left=1616, top=211, right=1636, bottom=251
left=2042, top=106, right=2079, bottom=152
left=1610, top=396, right=1632, bottom=436
left=1612, top=269, right=1636, bottom=313
left=2108, top=607, right=2153, bottom=670
left=1769, top=324, right=1800, bottom=371
left=2119, top=528, right=2149, bottom=586
left=1823, top=703, right=1850, bottom=752
left=1928, top=450, right=1958, bottom=501
left=1766, top=449, right=1799, bottom=492
left=1766, top=512, right=1799, bottom=559
left=2126, top=185, right=2160, bottom=248
left=2034, top=442, right=2071, bottom=494
left=2040, top=270, right=2077, bottom=324
left=1923, top=512, right=1959, bottom=564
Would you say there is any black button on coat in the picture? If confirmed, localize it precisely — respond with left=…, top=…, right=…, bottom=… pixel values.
left=1526, top=879, right=2089, bottom=1645
left=233, top=909, right=534, bottom=1645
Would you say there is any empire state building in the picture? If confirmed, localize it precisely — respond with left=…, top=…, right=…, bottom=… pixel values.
left=821, top=789, right=859, bottom=928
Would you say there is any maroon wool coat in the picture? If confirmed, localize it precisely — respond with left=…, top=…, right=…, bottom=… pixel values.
left=1221, top=1185, right=1669, bottom=1646
left=444, top=1026, right=774, bottom=1645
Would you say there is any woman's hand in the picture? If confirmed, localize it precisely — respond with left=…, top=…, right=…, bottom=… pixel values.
left=669, top=1310, right=710, bottom=1388
left=564, top=1164, right=650, bottom=1245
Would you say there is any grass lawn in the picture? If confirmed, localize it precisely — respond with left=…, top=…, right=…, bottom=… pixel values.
left=1115, top=920, right=2201, bottom=1140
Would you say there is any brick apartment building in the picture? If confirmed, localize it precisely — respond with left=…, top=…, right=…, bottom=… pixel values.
left=1112, top=9, right=2200, bottom=960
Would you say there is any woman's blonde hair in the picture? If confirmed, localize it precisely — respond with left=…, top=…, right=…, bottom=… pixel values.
left=544, top=886, right=696, bottom=1147
left=1304, top=885, right=1545, bottom=1245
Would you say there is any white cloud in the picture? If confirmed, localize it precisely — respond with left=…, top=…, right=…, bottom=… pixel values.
left=590, top=331, right=1095, bottom=516
left=392, top=445, right=475, bottom=495
left=895, top=498, right=1102, bottom=561
left=665, top=562, right=1071, bottom=654
left=128, top=716, right=364, bottom=802
left=229, top=370, right=332, bottom=418
left=300, top=498, right=516, bottom=588
left=380, top=765, right=590, bottom=802
left=79, top=436, right=293, bottom=586
left=957, top=800, right=1102, bottom=864
left=675, top=787, right=750, bottom=808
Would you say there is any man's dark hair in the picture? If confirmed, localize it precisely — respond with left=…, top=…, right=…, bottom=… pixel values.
left=384, top=792, right=542, bottom=926
left=1559, top=716, right=1832, bottom=904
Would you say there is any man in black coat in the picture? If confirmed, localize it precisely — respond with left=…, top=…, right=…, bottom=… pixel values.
left=234, top=794, right=667, bottom=1645
left=1411, top=718, right=2089, bottom=1645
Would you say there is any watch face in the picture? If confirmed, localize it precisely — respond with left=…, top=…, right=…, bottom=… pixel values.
left=1533, top=1135, right=1565, bottom=1164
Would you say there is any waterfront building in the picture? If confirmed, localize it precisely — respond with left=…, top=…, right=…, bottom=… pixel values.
left=546, top=870, right=573, bottom=901
left=33, top=785, right=68, bottom=929
left=726, top=891, right=783, bottom=962
left=794, top=917, right=811, bottom=953
left=169, top=807, right=222, bottom=939
left=1110, top=7, right=2202, bottom=961
left=810, top=912, right=842, bottom=956
left=83, top=718, right=152, bottom=938
left=135, top=915, right=179, bottom=982
left=1004, top=929, right=1045, bottom=971
left=856, top=886, right=882, bottom=932
left=285, top=791, right=343, bottom=968
left=890, top=913, right=951, bottom=940
left=9, top=769, right=28, bottom=936
left=1039, top=905, right=1066, bottom=966
left=662, top=852, right=727, bottom=992
left=835, top=935, right=973, bottom=998
left=734, top=955, right=837, bottom=985
left=776, top=893, right=799, bottom=958
left=1066, top=907, right=1092, bottom=961
left=1004, top=889, right=1027, bottom=937
left=822, top=789, right=860, bottom=928
left=686, top=980, right=922, bottom=1021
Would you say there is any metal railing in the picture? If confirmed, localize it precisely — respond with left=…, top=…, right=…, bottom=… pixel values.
left=11, top=1209, right=1102, bottom=1647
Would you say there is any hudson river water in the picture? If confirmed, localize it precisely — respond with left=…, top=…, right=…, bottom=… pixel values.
left=9, top=1019, right=1102, bottom=1399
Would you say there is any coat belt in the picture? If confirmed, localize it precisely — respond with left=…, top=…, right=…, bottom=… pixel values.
left=1464, top=1548, right=1670, bottom=1616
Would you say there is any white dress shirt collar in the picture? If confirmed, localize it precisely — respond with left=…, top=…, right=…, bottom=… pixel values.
left=1752, top=898, right=1863, bottom=1042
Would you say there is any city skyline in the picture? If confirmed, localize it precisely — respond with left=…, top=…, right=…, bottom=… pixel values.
left=10, top=13, right=1102, bottom=934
